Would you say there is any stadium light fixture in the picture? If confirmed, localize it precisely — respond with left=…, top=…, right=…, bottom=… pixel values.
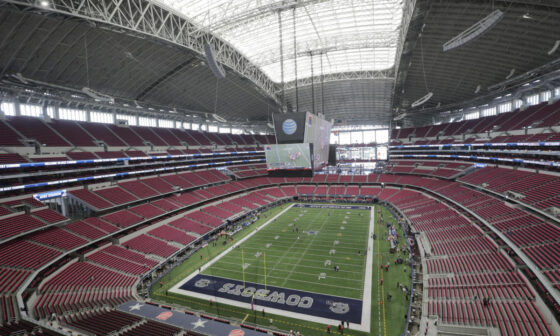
left=82, top=87, right=114, bottom=103
left=39, top=0, right=50, bottom=7
left=411, top=92, right=433, bottom=108
left=212, top=113, right=227, bottom=123
left=443, top=10, right=504, bottom=52
left=548, top=40, right=560, bottom=55
left=393, top=113, right=407, bottom=121
left=506, top=68, right=515, bottom=79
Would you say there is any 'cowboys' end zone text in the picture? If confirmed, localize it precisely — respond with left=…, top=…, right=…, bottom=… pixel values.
left=179, top=274, right=363, bottom=323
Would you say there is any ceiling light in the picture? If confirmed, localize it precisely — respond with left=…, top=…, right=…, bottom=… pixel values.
left=212, top=113, right=227, bottom=123
left=548, top=40, right=560, bottom=55
left=443, top=10, right=504, bottom=52
left=39, top=0, right=49, bottom=7
left=411, top=92, right=433, bottom=108
left=505, top=68, right=515, bottom=79
left=393, top=113, right=407, bottom=121
left=474, top=85, right=481, bottom=94
left=522, top=13, right=532, bottom=19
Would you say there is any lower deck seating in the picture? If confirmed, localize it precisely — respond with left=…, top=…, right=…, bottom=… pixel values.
left=148, top=225, right=196, bottom=245
left=101, top=210, right=143, bottom=228
left=168, top=217, right=212, bottom=235
left=0, top=320, right=61, bottom=335
left=123, top=234, right=178, bottom=257
left=63, top=310, right=141, bottom=335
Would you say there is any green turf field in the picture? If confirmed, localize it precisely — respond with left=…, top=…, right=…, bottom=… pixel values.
left=202, top=206, right=370, bottom=299
left=151, top=202, right=411, bottom=336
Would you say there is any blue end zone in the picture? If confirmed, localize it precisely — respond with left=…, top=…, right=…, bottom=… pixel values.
left=181, top=274, right=363, bottom=323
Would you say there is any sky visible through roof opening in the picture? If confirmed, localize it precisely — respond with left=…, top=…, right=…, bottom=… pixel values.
left=156, top=0, right=404, bottom=83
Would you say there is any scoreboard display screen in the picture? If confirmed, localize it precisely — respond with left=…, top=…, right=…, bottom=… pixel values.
left=264, top=143, right=313, bottom=171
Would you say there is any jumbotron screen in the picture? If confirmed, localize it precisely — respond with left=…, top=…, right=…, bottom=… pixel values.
left=264, top=143, right=313, bottom=171
left=303, top=112, right=332, bottom=170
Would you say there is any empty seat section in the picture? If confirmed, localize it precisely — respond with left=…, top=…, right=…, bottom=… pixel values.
left=186, top=211, right=223, bottom=227
left=202, top=205, right=233, bottom=219
left=66, top=151, right=98, bottom=160
left=69, top=189, right=114, bottom=209
left=63, top=310, right=141, bottom=335
left=0, top=153, right=27, bottom=163
left=65, top=221, right=107, bottom=240
left=95, top=151, right=125, bottom=159
left=149, top=225, right=196, bottom=245
left=130, top=126, right=167, bottom=146
left=101, top=210, right=143, bottom=228
left=168, top=217, right=212, bottom=235
left=123, top=234, right=178, bottom=257
left=128, top=203, right=165, bottom=218
left=151, top=128, right=181, bottom=146
left=141, top=177, right=174, bottom=193
left=31, top=208, right=66, bottom=223
left=151, top=199, right=182, bottom=211
left=83, top=217, right=119, bottom=233
left=6, top=116, right=69, bottom=146
left=0, top=121, right=24, bottom=146
left=102, top=245, right=158, bottom=267
left=160, top=174, right=194, bottom=188
left=106, top=125, right=144, bottom=146
left=28, top=227, right=87, bottom=250
left=87, top=251, right=151, bottom=275
left=119, top=180, right=159, bottom=198
left=0, top=214, right=46, bottom=239
left=169, top=129, right=199, bottom=146
left=94, top=187, right=138, bottom=205
left=49, top=119, right=96, bottom=146
left=78, top=122, right=126, bottom=146
left=0, top=240, right=60, bottom=269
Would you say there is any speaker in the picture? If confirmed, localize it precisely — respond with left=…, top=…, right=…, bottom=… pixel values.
left=204, top=43, right=226, bottom=79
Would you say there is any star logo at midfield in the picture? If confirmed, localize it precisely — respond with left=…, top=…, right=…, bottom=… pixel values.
left=191, top=318, right=207, bottom=329
left=128, top=303, right=143, bottom=311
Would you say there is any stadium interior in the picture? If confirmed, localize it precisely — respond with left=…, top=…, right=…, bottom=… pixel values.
left=0, top=0, right=560, bottom=335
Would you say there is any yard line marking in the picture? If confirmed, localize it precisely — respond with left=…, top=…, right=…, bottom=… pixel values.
left=207, top=265, right=364, bottom=285
left=280, top=209, right=332, bottom=287
left=170, top=204, right=295, bottom=289
left=263, top=209, right=323, bottom=279
left=242, top=313, right=249, bottom=324
left=215, top=259, right=365, bottom=275
left=218, top=249, right=367, bottom=263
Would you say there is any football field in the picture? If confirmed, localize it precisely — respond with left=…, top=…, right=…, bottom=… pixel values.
left=156, top=202, right=411, bottom=336
left=170, top=203, right=373, bottom=328
left=203, top=205, right=370, bottom=298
